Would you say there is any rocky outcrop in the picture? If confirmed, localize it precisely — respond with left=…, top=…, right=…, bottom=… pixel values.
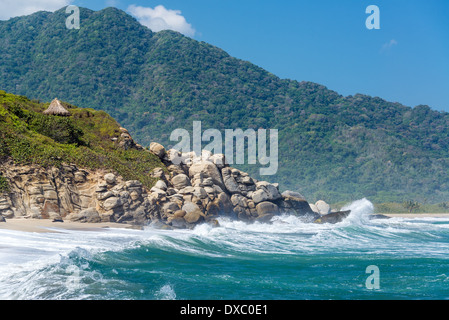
left=0, top=141, right=350, bottom=228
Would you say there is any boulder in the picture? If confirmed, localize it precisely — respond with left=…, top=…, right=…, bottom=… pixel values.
left=282, top=190, right=306, bottom=202
left=171, top=174, right=191, bottom=189
left=68, top=208, right=101, bottom=223
left=154, top=180, right=167, bottom=191
left=0, top=209, right=14, bottom=219
left=173, top=210, right=186, bottom=218
left=256, top=201, right=279, bottom=216
left=102, top=197, right=122, bottom=211
left=182, top=201, right=204, bottom=224
left=129, top=190, right=141, bottom=201
left=149, top=142, right=166, bottom=158
left=189, top=161, right=225, bottom=191
left=222, top=168, right=240, bottom=194
left=315, top=200, right=331, bottom=215
left=193, top=187, right=208, bottom=199
left=209, top=154, right=227, bottom=169
left=104, top=173, right=117, bottom=185
left=314, top=210, right=351, bottom=224
left=251, top=181, right=281, bottom=203
left=162, top=201, right=180, bottom=216
left=125, top=180, right=142, bottom=188
left=169, top=216, right=188, bottom=229
left=255, top=213, right=274, bottom=223
left=97, top=191, right=115, bottom=201
left=206, top=192, right=234, bottom=217
left=309, top=204, right=319, bottom=214
left=74, top=171, right=87, bottom=183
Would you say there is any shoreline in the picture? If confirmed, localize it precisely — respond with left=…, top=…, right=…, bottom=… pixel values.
left=1, top=213, right=449, bottom=233
left=382, top=213, right=449, bottom=218
left=0, top=218, right=139, bottom=233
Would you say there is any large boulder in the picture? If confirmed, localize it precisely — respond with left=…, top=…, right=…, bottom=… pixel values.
left=281, top=190, right=306, bottom=202
left=314, top=210, right=351, bottom=224
left=68, top=208, right=101, bottom=223
left=171, top=174, right=191, bottom=189
left=221, top=167, right=256, bottom=195
left=104, top=173, right=117, bottom=185
left=102, top=196, right=122, bottom=211
left=315, top=200, right=331, bottom=215
left=149, top=142, right=166, bottom=158
left=251, top=181, right=282, bottom=204
left=182, top=201, right=205, bottom=224
left=206, top=192, right=234, bottom=217
left=256, top=201, right=279, bottom=216
left=188, top=161, right=225, bottom=191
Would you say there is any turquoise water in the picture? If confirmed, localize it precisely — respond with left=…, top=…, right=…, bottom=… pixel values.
left=1, top=199, right=449, bottom=300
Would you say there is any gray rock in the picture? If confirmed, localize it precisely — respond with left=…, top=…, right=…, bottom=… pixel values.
left=149, top=142, right=166, bottom=158
left=282, top=190, right=306, bottom=202
left=154, top=180, right=167, bottom=191
left=222, top=168, right=240, bottom=194
left=178, top=186, right=195, bottom=195
left=309, top=204, right=319, bottom=214
left=169, top=216, right=188, bottom=229
left=209, top=154, right=227, bottom=169
left=182, top=202, right=204, bottom=224
left=256, top=201, right=279, bottom=216
left=125, top=180, right=142, bottom=188
left=251, top=182, right=282, bottom=203
left=231, top=194, right=248, bottom=208
left=189, top=161, right=225, bottom=191
left=171, top=174, right=191, bottom=189
left=103, top=197, right=122, bottom=211
left=162, top=201, right=180, bottom=216
left=129, top=190, right=141, bottom=201
left=314, top=210, right=351, bottom=224
left=193, top=187, right=208, bottom=199
left=0, top=209, right=14, bottom=219
left=74, top=171, right=87, bottom=183
left=255, top=214, right=274, bottom=223
left=69, top=208, right=101, bottom=223
left=315, top=200, right=331, bottom=215
left=96, top=191, right=115, bottom=201
left=104, top=173, right=117, bottom=185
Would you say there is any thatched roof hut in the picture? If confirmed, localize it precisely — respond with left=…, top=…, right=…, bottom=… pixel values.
left=43, top=98, right=70, bottom=116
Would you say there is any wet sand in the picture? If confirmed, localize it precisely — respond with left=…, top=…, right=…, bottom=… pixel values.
left=383, top=213, right=449, bottom=218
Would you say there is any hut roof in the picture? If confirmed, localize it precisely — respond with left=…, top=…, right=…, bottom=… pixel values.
left=43, top=98, right=70, bottom=116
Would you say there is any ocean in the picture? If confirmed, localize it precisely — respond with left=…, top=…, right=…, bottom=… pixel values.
left=1, top=198, right=449, bottom=300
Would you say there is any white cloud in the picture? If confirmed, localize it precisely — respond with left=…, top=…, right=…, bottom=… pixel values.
left=127, top=4, right=195, bottom=37
left=381, top=39, right=398, bottom=52
left=0, top=0, right=71, bottom=20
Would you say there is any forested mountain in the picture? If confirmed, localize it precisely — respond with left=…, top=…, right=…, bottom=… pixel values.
left=1, top=6, right=449, bottom=203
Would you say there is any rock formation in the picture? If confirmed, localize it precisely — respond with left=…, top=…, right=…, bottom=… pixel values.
left=0, top=138, right=351, bottom=228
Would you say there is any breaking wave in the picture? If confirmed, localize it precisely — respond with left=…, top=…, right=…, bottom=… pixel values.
left=1, top=198, right=449, bottom=300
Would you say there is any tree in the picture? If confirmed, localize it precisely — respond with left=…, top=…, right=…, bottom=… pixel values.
left=403, top=200, right=421, bottom=213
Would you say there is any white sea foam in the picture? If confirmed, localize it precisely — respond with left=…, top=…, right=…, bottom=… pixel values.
left=1, top=198, right=449, bottom=299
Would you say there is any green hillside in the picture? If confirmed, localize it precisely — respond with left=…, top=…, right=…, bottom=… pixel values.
left=0, top=90, right=162, bottom=190
left=1, top=7, right=449, bottom=203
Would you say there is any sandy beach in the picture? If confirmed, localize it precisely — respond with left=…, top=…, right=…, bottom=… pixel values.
left=1, top=213, right=449, bottom=233
left=0, top=218, right=140, bottom=233
left=383, top=213, right=449, bottom=218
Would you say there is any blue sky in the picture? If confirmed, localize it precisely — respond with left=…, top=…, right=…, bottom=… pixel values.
left=2, top=0, right=449, bottom=111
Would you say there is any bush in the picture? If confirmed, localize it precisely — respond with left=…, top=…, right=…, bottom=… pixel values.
left=0, top=175, right=9, bottom=193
